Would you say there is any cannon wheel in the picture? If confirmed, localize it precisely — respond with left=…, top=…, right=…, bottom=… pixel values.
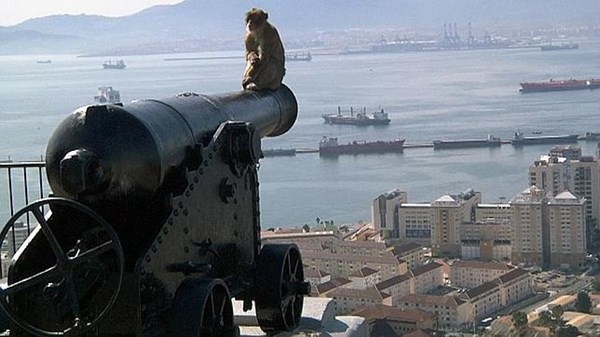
left=170, top=278, right=238, bottom=337
left=255, top=244, right=304, bottom=333
left=0, top=197, right=124, bottom=336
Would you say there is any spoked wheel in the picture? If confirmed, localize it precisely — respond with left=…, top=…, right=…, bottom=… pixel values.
left=0, top=197, right=124, bottom=336
left=170, top=278, right=238, bottom=337
left=255, top=244, right=309, bottom=333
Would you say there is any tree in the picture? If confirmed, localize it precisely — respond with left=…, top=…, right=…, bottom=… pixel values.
left=575, top=291, right=592, bottom=313
left=556, top=324, right=580, bottom=337
left=538, top=310, right=553, bottom=327
left=551, top=305, right=565, bottom=328
left=512, top=311, right=528, bottom=333
left=593, top=276, right=600, bottom=292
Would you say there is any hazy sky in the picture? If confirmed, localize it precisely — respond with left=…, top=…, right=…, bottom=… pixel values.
left=2, top=0, right=184, bottom=26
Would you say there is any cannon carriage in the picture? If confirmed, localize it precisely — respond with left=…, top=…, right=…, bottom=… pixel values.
left=0, top=85, right=309, bottom=336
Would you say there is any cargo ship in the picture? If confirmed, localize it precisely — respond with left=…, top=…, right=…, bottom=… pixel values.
left=540, top=42, right=578, bottom=51
left=511, top=131, right=579, bottom=146
left=322, top=106, right=391, bottom=126
left=262, top=148, right=296, bottom=157
left=519, top=78, right=600, bottom=93
left=319, top=136, right=404, bottom=156
left=433, top=134, right=501, bottom=149
left=580, top=132, right=600, bottom=141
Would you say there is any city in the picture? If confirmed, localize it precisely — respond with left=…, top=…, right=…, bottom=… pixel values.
left=259, top=143, right=600, bottom=336
left=2, top=1, right=600, bottom=336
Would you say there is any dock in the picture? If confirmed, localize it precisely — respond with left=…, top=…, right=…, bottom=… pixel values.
left=263, top=133, right=594, bottom=158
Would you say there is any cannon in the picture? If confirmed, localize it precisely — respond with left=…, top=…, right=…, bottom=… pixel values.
left=0, top=85, right=309, bottom=336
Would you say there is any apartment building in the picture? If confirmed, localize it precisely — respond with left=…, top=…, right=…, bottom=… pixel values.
left=529, top=146, right=600, bottom=225
left=547, top=191, right=586, bottom=267
left=510, top=186, right=546, bottom=267
left=409, top=262, right=444, bottom=294
left=509, top=186, right=587, bottom=268
left=450, top=261, right=514, bottom=288
left=398, top=203, right=433, bottom=245
left=475, top=203, right=512, bottom=222
left=372, top=189, right=407, bottom=239
left=459, top=218, right=512, bottom=261
left=375, top=274, right=411, bottom=306
left=390, top=242, right=425, bottom=269
left=430, top=195, right=463, bottom=257
left=397, top=294, right=472, bottom=330
left=327, top=286, right=392, bottom=315
left=347, top=267, right=380, bottom=289
left=302, top=250, right=406, bottom=280
left=353, top=305, right=435, bottom=336
left=373, top=189, right=480, bottom=256
left=458, top=268, right=532, bottom=320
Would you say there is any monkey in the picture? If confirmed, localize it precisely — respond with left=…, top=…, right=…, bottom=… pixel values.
left=242, top=8, right=285, bottom=91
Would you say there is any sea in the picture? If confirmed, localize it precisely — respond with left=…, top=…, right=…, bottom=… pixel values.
left=1, top=39, right=600, bottom=229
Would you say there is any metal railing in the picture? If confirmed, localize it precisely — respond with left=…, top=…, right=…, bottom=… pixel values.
left=0, top=161, right=48, bottom=277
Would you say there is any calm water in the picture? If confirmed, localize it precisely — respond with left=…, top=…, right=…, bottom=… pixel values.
left=1, top=40, right=600, bottom=228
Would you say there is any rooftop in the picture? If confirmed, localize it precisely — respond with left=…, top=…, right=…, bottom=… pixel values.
left=352, top=305, right=434, bottom=322
left=399, top=294, right=466, bottom=307
left=452, top=260, right=514, bottom=270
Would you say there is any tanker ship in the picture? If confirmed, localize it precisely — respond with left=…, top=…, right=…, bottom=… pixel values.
left=519, top=78, right=600, bottom=93
left=433, top=134, right=501, bottom=149
left=319, top=136, right=404, bottom=156
left=511, top=131, right=579, bottom=146
left=322, top=106, right=391, bottom=126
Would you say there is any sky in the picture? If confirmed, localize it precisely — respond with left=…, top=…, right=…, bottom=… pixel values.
left=2, top=0, right=184, bottom=26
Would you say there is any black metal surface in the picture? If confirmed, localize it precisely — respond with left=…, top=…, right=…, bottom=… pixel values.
left=0, top=198, right=123, bottom=336
left=2, top=86, right=303, bottom=336
left=169, top=278, right=237, bottom=337
left=255, top=244, right=306, bottom=333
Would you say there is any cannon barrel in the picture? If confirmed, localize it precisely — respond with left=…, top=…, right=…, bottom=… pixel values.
left=45, top=85, right=297, bottom=202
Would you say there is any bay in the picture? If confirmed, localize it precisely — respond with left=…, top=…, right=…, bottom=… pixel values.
left=1, top=40, right=599, bottom=228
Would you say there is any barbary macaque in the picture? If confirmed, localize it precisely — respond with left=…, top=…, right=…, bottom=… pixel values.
left=242, top=8, right=285, bottom=91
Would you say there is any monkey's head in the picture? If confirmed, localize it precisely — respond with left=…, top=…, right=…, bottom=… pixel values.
left=245, top=8, right=268, bottom=33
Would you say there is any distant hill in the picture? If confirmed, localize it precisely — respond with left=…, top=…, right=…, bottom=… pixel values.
left=2, top=0, right=599, bottom=55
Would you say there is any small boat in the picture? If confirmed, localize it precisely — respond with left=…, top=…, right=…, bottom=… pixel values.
left=94, top=86, right=121, bottom=104
left=319, top=136, right=404, bottom=156
left=36, top=59, right=51, bottom=64
left=103, top=59, right=126, bottom=69
left=286, top=51, right=312, bottom=62
left=322, top=106, right=391, bottom=126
